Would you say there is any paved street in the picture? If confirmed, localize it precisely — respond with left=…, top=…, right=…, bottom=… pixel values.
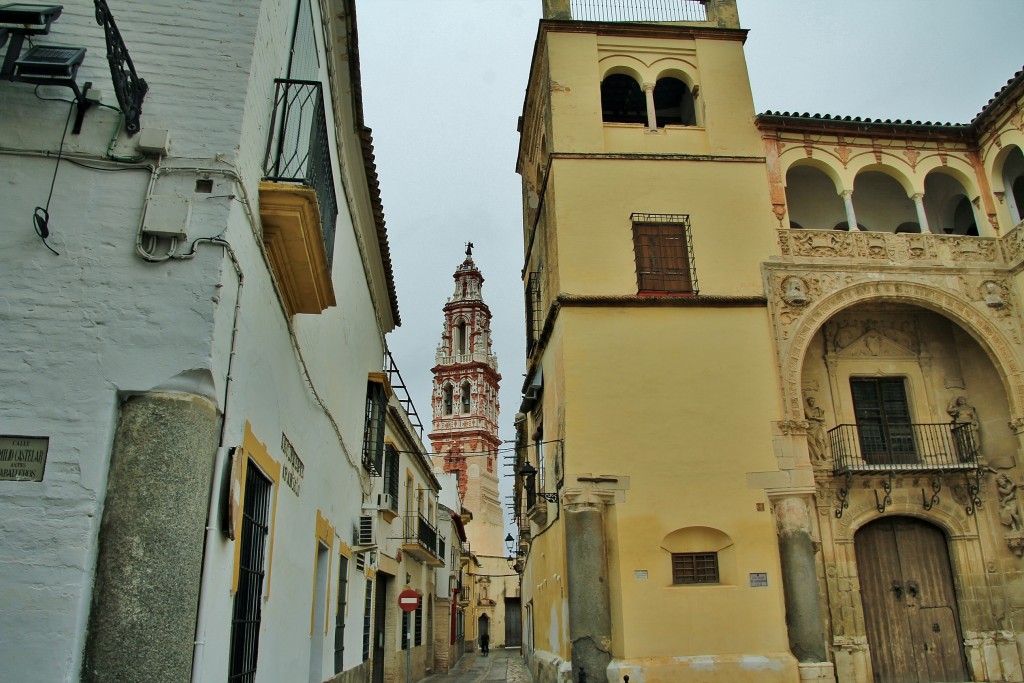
left=423, top=649, right=532, bottom=683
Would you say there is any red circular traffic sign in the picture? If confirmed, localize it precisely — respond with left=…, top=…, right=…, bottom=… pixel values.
left=398, top=589, right=421, bottom=612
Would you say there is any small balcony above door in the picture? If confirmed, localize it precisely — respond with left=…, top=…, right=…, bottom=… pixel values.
left=829, top=422, right=979, bottom=474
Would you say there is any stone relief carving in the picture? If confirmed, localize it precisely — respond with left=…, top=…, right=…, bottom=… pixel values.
left=782, top=276, right=809, bottom=306
left=804, top=396, right=828, bottom=464
left=824, top=317, right=920, bottom=356
left=997, top=474, right=1024, bottom=556
left=984, top=281, right=1008, bottom=309
left=947, top=395, right=982, bottom=452
left=776, top=230, right=1006, bottom=266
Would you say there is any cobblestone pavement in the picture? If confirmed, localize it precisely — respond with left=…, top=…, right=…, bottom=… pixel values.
left=422, top=648, right=533, bottom=683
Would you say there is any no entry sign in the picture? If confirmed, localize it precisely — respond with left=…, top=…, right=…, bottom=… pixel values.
left=398, top=589, right=421, bottom=612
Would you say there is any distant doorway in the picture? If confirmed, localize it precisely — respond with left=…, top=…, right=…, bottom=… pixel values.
left=477, top=614, right=489, bottom=650
left=372, top=573, right=390, bottom=683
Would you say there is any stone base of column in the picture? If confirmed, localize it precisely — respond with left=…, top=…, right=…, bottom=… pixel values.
left=798, top=660, right=837, bottom=682
left=82, top=391, right=220, bottom=683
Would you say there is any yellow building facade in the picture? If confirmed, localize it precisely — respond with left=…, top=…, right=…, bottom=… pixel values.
left=513, top=2, right=1024, bottom=683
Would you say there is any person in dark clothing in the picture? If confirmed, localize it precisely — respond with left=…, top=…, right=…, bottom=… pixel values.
left=479, top=632, right=490, bottom=656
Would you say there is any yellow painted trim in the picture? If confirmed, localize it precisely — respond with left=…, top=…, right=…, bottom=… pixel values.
left=365, top=567, right=377, bottom=580
left=338, top=540, right=352, bottom=558
left=232, top=422, right=282, bottom=597
left=338, top=541, right=351, bottom=618
left=368, top=371, right=394, bottom=399
left=311, top=510, right=336, bottom=636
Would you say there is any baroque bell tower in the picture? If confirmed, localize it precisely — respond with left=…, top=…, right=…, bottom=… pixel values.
left=430, top=245, right=504, bottom=556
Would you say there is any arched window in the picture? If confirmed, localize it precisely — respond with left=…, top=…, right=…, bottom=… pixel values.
left=653, top=77, right=696, bottom=126
left=601, top=74, right=646, bottom=124
left=443, top=385, right=453, bottom=415
left=1001, top=146, right=1024, bottom=224
left=455, top=321, right=468, bottom=354
left=461, top=381, right=471, bottom=414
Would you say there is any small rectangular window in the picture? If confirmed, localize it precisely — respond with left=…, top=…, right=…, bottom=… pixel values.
left=414, top=602, right=423, bottom=646
left=383, top=445, right=400, bottom=511
left=361, top=579, right=373, bottom=661
left=229, top=464, right=273, bottom=682
left=631, top=213, right=696, bottom=294
left=672, top=552, right=718, bottom=584
left=334, top=555, right=348, bottom=673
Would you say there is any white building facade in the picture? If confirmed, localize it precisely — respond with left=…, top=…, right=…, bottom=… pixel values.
left=0, top=1, right=412, bottom=682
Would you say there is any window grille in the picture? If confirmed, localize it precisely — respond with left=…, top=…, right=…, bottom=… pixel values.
left=631, top=213, right=697, bottom=294
left=362, top=382, right=386, bottom=475
left=361, top=579, right=373, bottom=661
left=228, top=464, right=273, bottom=683
left=414, top=602, right=423, bottom=646
left=383, top=445, right=400, bottom=511
left=334, top=555, right=348, bottom=673
left=672, top=552, right=719, bottom=584
left=525, top=271, right=543, bottom=351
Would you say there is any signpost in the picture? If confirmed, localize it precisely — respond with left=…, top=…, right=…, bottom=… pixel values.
left=398, top=589, right=420, bottom=682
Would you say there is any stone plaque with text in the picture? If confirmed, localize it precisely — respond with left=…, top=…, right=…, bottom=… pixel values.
left=0, top=436, right=49, bottom=481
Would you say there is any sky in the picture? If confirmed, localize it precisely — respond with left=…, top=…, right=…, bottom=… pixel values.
left=354, top=0, right=1024, bottom=528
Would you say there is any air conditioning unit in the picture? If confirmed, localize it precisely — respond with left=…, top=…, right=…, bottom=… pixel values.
left=357, top=514, right=375, bottom=547
left=378, top=493, right=394, bottom=510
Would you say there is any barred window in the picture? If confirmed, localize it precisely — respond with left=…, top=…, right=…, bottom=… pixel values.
left=383, top=445, right=400, bottom=511
left=361, top=579, right=372, bottom=661
left=632, top=213, right=696, bottom=294
left=525, top=270, right=543, bottom=351
left=414, top=602, right=423, bottom=646
left=672, top=552, right=718, bottom=584
left=362, top=381, right=387, bottom=474
left=229, top=464, right=273, bottom=683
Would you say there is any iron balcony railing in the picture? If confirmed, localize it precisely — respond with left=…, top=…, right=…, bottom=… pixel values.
left=405, top=513, right=444, bottom=562
left=263, top=78, right=338, bottom=268
left=569, top=0, right=707, bottom=22
left=830, top=422, right=979, bottom=474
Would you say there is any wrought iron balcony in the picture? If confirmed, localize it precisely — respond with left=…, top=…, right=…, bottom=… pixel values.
left=569, top=0, right=707, bottom=22
left=402, top=514, right=445, bottom=567
left=829, top=422, right=979, bottom=474
left=263, top=78, right=338, bottom=268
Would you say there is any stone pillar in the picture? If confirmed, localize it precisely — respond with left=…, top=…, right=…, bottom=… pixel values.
left=82, top=392, right=220, bottom=683
left=774, top=495, right=828, bottom=663
left=564, top=499, right=613, bottom=683
left=542, top=0, right=571, bottom=20
left=912, top=193, right=932, bottom=233
left=841, top=191, right=862, bottom=231
left=644, top=83, right=657, bottom=130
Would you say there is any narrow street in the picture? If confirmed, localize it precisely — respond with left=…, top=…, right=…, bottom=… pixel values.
left=423, top=649, right=532, bottom=683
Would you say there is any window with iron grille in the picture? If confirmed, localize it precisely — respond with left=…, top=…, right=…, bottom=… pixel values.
left=671, top=552, right=719, bottom=585
left=361, top=579, right=372, bottom=661
left=362, top=381, right=386, bottom=475
left=414, top=602, right=423, bottom=646
left=631, top=213, right=697, bottom=294
left=383, top=445, right=400, bottom=511
left=228, top=464, right=273, bottom=683
left=333, top=554, right=348, bottom=673
left=525, top=270, right=543, bottom=350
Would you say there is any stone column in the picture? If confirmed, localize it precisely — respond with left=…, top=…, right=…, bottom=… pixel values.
left=912, top=193, right=932, bottom=233
left=82, top=391, right=220, bottom=683
left=542, top=0, right=571, bottom=20
left=644, top=83, right=657, bottom=130
left=774, top=495, right=828, bottom=663
left=564, top=498, right=613, bottom=683
left=841, top=191, right=862, bottom=231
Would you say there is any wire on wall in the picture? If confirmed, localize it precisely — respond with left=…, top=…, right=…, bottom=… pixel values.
left=32, top=101, right=76, bottom=255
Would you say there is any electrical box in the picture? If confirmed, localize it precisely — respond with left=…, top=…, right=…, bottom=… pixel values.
left=142, top=195, right=191, bottom=240
left=136, top=128, right=170, bottom=156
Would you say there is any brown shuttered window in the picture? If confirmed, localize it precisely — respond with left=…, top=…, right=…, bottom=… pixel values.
left=631, top=214, right=696, bottom=294
left=672, top=552, right=718, bottom=584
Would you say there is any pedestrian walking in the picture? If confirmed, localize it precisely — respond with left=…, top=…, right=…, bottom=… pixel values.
left=480, top=631, right=490, bottom=656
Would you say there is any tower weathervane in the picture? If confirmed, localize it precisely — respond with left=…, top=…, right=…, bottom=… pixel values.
left=465, top=242, right=474, bottom=258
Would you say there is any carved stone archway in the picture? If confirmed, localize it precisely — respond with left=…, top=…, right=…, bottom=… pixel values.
left=775, top=279, right=1024, bottom=425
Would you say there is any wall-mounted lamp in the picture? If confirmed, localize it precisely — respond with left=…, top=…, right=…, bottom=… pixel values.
left=519, top=462, right=558, bottom=506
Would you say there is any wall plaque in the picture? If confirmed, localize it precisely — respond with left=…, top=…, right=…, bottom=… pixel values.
left=749, top=572, right=768, bottom=587
left=0, top=436, right=49, bottom=481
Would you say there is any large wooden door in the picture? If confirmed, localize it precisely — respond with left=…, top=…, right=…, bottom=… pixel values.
left=856, top=517, right=967, bottom=683
left=504, top=598, right=522, bottom=647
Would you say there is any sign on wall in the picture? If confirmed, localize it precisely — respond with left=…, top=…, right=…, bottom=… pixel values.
left=0, top=436, right=49, bottom=481
left=749, top=572, right=769, bottom=588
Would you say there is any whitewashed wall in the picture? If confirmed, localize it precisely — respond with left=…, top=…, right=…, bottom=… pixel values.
left=0, top=0, right=396, bottom=681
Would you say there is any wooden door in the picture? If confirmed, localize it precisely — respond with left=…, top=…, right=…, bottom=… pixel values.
left=505, top=598, right=522, bottom=647
left=856, top=517, right=967, bottom=683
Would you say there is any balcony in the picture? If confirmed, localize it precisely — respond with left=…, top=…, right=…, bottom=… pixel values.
left=402, top=514, right=445, bottom=567
left=568, top=0, right=708, bottom=22
left=259, top=79, right=338, bottom=316
left=829, top=422, right=979, bottom=475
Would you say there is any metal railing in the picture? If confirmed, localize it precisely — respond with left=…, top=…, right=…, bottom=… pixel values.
left=385, top=350, right=424, bottom=437
left=263, top=78, right=338, bottom=268
left=569, top=0, right=707, bottom=22
left=830, top=422, right=979, bottom=474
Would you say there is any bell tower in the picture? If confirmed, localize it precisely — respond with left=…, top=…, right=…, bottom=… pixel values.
left=430, top=244, right=503, bottom=556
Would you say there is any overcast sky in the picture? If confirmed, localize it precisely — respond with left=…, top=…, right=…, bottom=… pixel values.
left=354, top=0, right=1024, bottom=527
